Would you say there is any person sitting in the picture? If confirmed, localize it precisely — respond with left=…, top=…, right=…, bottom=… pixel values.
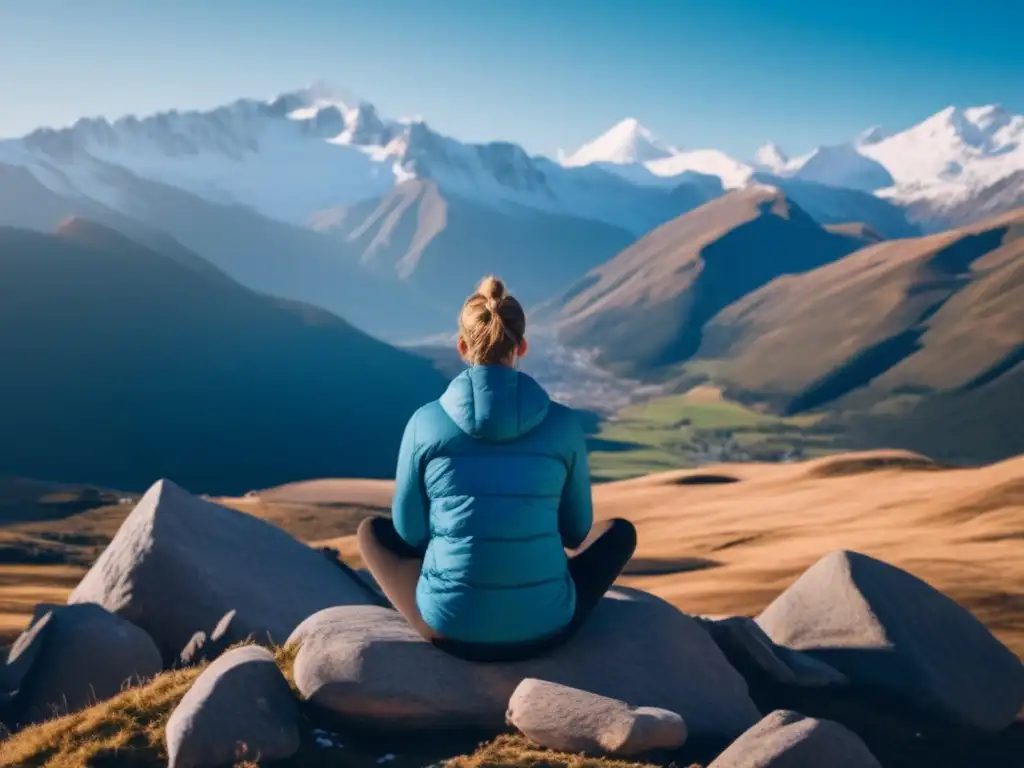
left=357, top=275, right=637, bottom=663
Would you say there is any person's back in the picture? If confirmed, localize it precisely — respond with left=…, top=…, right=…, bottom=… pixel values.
left=357, top=276, right=636, bottom=661
left=399, top=365, right=589, bottom=643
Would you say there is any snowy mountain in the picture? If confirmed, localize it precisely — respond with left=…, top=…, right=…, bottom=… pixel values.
left=755, top=105, right=1024, bottom=228
left=561, top=119, right=754, bottom=189
left=791, top=143, right=894, bottom=192
left=0, top=86, right=715, bottom=238
left=754, top=142, right=791, bottom=173
left=562, top=117, right=677, bottom=166
left=2, top=85, right=1019, bottom=345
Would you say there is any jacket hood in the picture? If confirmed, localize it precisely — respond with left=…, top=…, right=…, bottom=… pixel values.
left=439, top=366, right=550, bottom=443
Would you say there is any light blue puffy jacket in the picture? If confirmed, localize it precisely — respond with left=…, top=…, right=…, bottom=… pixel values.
left=391, top=364, right=593, bottom=644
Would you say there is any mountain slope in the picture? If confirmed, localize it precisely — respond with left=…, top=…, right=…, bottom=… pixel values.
left=752, top=174, right=920, bottom=238
left=0, top=221, right=447, bottom=494
left=310, top=180, right=637, bottom=314
left=546, top=187, right=866, bottom=375
left=692, top=208, right=1024, bottom=461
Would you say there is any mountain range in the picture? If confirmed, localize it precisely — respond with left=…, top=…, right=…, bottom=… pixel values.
left=545, top=191, right=1023, bottom=463
left=0, top=84, right=1021, bottom=481
left=4, top=84, right=1022, bottom=342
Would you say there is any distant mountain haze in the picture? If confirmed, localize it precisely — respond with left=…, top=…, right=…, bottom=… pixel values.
left=0, top=220, right=447, bottom=494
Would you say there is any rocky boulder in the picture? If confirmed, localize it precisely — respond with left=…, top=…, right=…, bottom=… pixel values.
left=701, top=616, right=848, bottom=688
left=507, top=678, right=687, bottom=756
left=69, top=479, right=380, bottom=664
left=289, top=587, right=760, bottom=741
left=165, top=645, right=300, bottom=768
left=757, top=550, right=1024, bottom=731
left=707, top=710, right=881, bottom=767
left=3, top=603, right=161, bottom=726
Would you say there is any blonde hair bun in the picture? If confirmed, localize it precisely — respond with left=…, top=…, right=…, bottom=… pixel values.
left=477, top=275, right=507, bottom=302
left=458, top=275, right=526, bottom=365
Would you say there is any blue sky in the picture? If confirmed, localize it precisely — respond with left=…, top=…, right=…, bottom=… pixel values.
left=1, top=0, right=1021, bottom=160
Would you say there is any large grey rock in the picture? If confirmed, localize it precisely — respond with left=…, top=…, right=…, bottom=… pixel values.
left=166, top=645, right=300, bottom=768
left=5, top=603, right=161, bottom=725
left=1, top=603, right=55, bottom=698
left=290, top=587, right=760, bottom=740
left=702, top=616, right=848, bottom=688
left=507, top=678, right=686, bottom=756
left=757, top=550, right=1024, bottom=731
left=708, top=710, right=881, bottom=768
left=69, top=479, right=378, bottom=664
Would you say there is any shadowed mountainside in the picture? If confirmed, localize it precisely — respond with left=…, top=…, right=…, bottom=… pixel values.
left=0, top=160, right=449, bottom=340
left=544, top=187, right=865, bottom=375
left=692, top=208, right=1024, bottom=462
left=0, top=219, right=447, bottom=494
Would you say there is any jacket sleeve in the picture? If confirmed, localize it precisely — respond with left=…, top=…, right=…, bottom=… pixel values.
left=558, top=415, right=594, bottom=549
left=391, top=412, right=430, bottom=552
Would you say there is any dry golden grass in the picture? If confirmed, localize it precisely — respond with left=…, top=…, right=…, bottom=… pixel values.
left=0, top=663, right=201, bottom=766
left=1, top=450, right=1022, bottom=766
left=222, top=449, right=1024, bottom=656
left=0, top=646, right=299, bottom=768
left=446, top=735, right=674, bottom=768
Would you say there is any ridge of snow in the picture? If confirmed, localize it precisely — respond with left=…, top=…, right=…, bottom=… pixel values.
left=7, top=92, right=703, bottom=235
left=562, top=118, right=753, bottom=189
left=562, top=117, right=677, bottom=167
left=754, top=142, right=790, bottom=173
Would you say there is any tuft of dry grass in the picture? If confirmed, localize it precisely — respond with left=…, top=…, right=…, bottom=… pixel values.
left=445, top=734, right=685, bottom=768
left=0, top=645, right=300, bottom=768
left=0, top=664, right=202, bottom=767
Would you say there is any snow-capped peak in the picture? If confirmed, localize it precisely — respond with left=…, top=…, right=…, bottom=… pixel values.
left=562, top=117, right=677, bottom=167
left=755, top=142, right=789, bottom=172
left=963, top=104, right=1015, bottom=135
left=271, top=81, right=359, bottom=119
left=855, top=126, right=887, bottom=146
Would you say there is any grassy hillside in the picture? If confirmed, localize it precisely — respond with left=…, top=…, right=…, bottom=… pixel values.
left=0, top=220, right=447, bottom=495
left=587, top=387, right=837, bottom=481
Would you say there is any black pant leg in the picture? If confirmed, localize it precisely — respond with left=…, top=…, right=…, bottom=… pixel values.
left=566, top=518, right=638, bottom=628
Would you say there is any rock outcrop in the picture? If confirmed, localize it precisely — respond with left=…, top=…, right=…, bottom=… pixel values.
left=757, top=550, right=1024, bottom=731
left=506, top=678, right=687, bottom=756
left=3, top=603, right=161, bottom=726
left=707, top=710, right=881, bottom=767
left=289, top=588, right=761, bottom=740
left=69, top=479, right=380, bottom=664
left=701, top=615, right=848, bottom=688
left=166, top=645, right=300, bottom=768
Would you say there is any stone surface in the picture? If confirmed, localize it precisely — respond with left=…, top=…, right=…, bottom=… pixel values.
left=69, top=479, right=379, bottom=664
left=5, top=603, right=161, bottom=726
left=708, top=710, right=881, bottom=767
left=166, top=645, right=300, bottom=768
left=290, top=587, right=760, bottom=740
left=179, top=610, right=238, bottom=667
left=702, top=616, right=848, bottom=688
left=507, top=678, right=686, bottom=756
left=757, top=550, right=1024, bottom=731
left=1, top=603, right=56, bottom=698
